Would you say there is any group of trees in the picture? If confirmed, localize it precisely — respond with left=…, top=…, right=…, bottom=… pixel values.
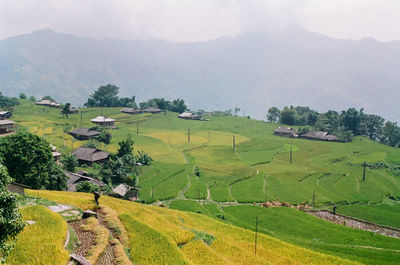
left=0, top=92, right=20, bottom=109
left=0, top=130, right=67, bottom=190
left=84, top=84, right=188, bottom=113
left=84, top=84, right=136, bottom=108
left=267, top=106, right=400, bottom=147
left=139, top=97, right=187, bottom=113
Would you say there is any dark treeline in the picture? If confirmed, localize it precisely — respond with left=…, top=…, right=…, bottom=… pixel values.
left=84, top=84, right=187, bottom=113
left=267, top=106, right=400, bottom=147
left=0, top=92, right=20, bottom=109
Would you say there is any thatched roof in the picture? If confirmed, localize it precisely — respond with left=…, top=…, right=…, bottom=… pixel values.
left=66, top=171, right=106, bottom=192
left=178, top=112, right=201, bottom=120
left=121, top=108, right=143, bottom=114
left=300, top=131, right=339, bottom=141
left=112, top=184, right=140, bottom=197
left=36, top=100, right=60, bottom=107
left=72, top=147, right=109, bottom=162
left=91, top=116, right=115, bottom=123
left=274, top=127, right=298, bottom=134
left=0, top=120, right=15, bottom=126
left=69, top=127, right=101, bottom=137
left=143, top=107, right=162, bottom=113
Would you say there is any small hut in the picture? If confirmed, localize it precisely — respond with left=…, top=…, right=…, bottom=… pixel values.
left=0, top=111, right=12, bottom=119
left=299, top=131, right=339, bottom=142
left=36, top=99, right=61, bottom=108
left=273, top=127, right=299, bottom=138
left=0, top=120, right=15, bottom=135
left=72, top=147, right=109, bottom=165
left=112, top=184, right=140, bottom=200
left=69, top=127, right=101, bottom=140
left=121, top=108, right=143, bottom=115
left=91, top=116, right=115, bottom=128
left=178, top=112, right=201, bottom=120
left=143, top=107, right=162, bottom=114
left=7, top=182, right=30, bottom=195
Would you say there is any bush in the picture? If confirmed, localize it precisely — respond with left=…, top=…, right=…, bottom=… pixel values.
left=136, top=150, right=153, bottom=166
left=76, top=181, right=100, bottom=193
left=61, top=155, right=78, bottom=172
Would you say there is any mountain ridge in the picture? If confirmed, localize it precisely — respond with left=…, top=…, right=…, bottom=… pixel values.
left=1, top=28, right=399, bottom=121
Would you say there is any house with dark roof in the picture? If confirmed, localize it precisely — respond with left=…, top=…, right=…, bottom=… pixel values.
left=0, top=111, right=12, bottom=120
left=0, top=120, right=15, bottom=136
left=72, top=147, right=109, bottom=165
left=299, top=131, right=339, bottom=142
left=69, top=127, right=101, bottom=140
left=273, top=127, right=299, bottom=138
left=7, top=182, right=30, bottom=195
left=66, top=171, right=106, bottom=192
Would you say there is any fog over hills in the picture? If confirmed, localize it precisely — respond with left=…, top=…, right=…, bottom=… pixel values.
left=1, top=28, right=399, bottom=121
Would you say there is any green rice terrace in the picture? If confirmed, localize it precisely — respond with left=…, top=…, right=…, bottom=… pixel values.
left=7, top=100, right=400, bottom=264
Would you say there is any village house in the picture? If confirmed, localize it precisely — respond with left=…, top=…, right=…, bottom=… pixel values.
left=0, top=111, right=12, bottom=119
left=121, top=108, right=143, bottom=114
left=0, top=120, right=15, bottom=136
left=273, top=127, right=299, bottom=138
left=143, top=107, right=162, bottom=114
left=91, top=116, right=115, bottom=128
left=178, top=112, right=201, bottom=120
left=299, top=131, right=339, bottom=142
left=69, top=127, right=101, bottom=140
left=112, top=183, right=141, bottom=200
left=66, top=171, right=106, bottom=192
left=7, top=182, right=30, bottom=195
left=61, top=107, right=79, bottom=114
left=72, top=147, right=109, bottom=165
left=36, top=99, right=61, bottom=108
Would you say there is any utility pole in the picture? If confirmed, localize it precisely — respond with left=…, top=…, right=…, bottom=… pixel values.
left=290, top=146, right=293, bottom=164
left=188, top=128, right=190, bottom=144
left=151, top=186, right=154, bottom=203
left=80, top=110, right=83, bottom=123
left=198, top=188, right=200, bottom=204
left=137, top=122, right=139, bottom=135
left=362, top=161, right=367, bottom=181
left=313, top=190, right=315, bottom=209
left=233, top=135, right=236, bottom=152
left=255, top=216, right=258, bottom=255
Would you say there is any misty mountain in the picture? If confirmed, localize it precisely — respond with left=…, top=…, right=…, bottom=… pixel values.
left=1, top=28, right=400, bottom=121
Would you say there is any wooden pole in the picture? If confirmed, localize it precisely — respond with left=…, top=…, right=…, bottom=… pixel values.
left=188, top=128, right=190, bottom=144
left=137, top=122, right=139, bottom=135
left=233, top=135, right=236, bottom=152
left=80, top=110, right=83, bottom=123
left=312, top=191, right=315, bottom=209
left=151, top=186, right=154, bottom=203
left=198, top=188, right=200, bottom=204
left=290, top=146, right=292, bottom=164
left=255, top=216, right=258, bottom=255
left=363, top=161, right=367, bottom=181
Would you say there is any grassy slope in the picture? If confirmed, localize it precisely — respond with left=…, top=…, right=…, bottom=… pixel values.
left=27, top=190, right=358, bottom=265
left=13, top=101, right=400, bottom=207
left=5, top=205, right=69, bottom=265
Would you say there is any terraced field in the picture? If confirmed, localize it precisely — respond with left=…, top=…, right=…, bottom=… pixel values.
left=9, top=101, right=400, bottom=264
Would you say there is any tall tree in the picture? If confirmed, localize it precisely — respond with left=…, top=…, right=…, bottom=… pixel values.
left=62, top=103, right=71, bottom=118
left=170, top=98, right=187, bottom=113
left=279, top=107, right=296, bottom=125
left=84, top=84, right=120, bottom=107
left=381, top=121, right=400, bottom=147
left=0, top=130, right=67, bottom=190
left=267, top=107, right=280, bottom=123
left=0, top=160, right=25, bottom=263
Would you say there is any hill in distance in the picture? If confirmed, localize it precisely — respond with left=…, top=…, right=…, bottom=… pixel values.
left=1, top=28, right=400, bottom=121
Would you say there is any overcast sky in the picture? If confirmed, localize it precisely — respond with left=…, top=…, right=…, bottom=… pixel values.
left=1, top=0, right=400, bottom=42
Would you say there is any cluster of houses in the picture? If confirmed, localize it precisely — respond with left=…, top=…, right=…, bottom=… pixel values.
left=0, top=110, right=15, bottom=136
left=274, top=126, right=340, bottom=142
left=121, top=107, right=163, bottom=114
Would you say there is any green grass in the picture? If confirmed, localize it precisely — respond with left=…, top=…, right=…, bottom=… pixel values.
left=337, top=203, right=400, bottom=229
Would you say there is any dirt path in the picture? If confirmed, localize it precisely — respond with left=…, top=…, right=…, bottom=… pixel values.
left=308, top=210, right=400, bottom=239
left=70, top=220, right=95, bottom=257
left=96, top=211, right=117, bottom=265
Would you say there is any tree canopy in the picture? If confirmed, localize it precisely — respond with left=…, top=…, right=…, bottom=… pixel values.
left=0, top=130, right=67, bottom=190
left=84, top=84, right=136, bottom=107
left=0, top=160, right=25, bottom=263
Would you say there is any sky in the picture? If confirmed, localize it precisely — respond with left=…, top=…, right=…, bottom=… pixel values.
left=1, top=0, right=400, bottom=42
